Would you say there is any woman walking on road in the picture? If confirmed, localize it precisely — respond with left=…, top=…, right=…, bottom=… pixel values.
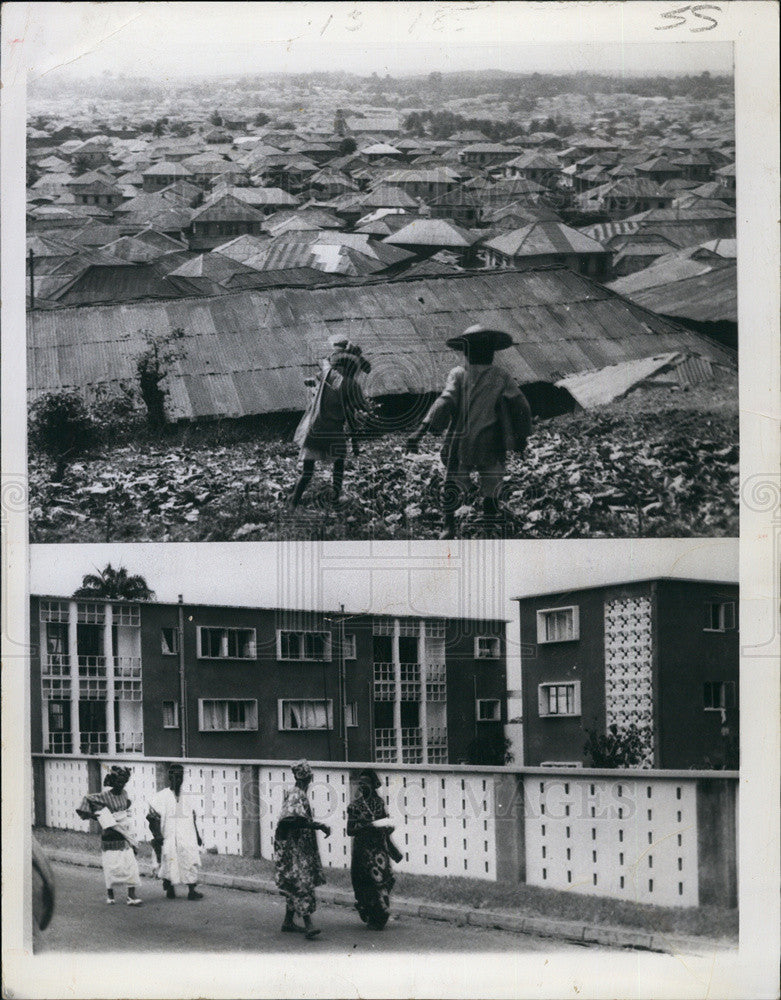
left=76, top=765, right=143, bottom=906
left=290, top=338, right=374, bottom=507
left=146, top=763, right=204, bottom=901
left=346, top=768, right=402, bottom=930
left=273, top=760, right=331, bottom=939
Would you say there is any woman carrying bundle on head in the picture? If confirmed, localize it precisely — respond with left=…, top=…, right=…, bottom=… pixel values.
left=290, top=337, right=374, bottom=508
left=75, top=765, right=143, bottom=906
left=346, top=768, right=402, bottom=931
left=406, top=324, right=532, bottom=539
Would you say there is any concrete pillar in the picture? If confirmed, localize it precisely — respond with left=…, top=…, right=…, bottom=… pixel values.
left=696, top=777, right=738, bottom=908
left=86, top=758, right=103, bottom=835
left=68, top=601, right=80, bottom=753
left=32, top=758, right=47, bottom=827
left=104, top=603, right=116, bottom=756
left=418, top=629, right=428, bottom=765
left=393, top=620, right=402, bottom=763
left=240, top=765, right=261, bottom=858
left=493, top=772, right=526, bottom=885
left=155, top=761, right=169, bottom=792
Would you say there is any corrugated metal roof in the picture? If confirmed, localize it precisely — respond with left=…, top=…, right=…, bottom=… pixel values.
left=609, top=260, right=737, bottom=324
left=28, top=266, right=735, bottom=421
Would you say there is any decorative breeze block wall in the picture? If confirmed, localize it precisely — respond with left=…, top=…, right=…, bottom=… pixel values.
left=604, top=596, right=655, bottom=767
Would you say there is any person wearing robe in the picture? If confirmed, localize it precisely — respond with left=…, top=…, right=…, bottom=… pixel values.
left=290, top=339, right=374, bottom=507
left=273, top=760, right=331, bottom=938
left=76, top=765, right=142, bottom=906
left=406, top=324, right=532, bottom=539
left=346, top=769, right=402, bottom=930
left=146, top=763, right=203, bottom=900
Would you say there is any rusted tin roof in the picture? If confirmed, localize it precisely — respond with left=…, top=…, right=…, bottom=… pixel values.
left=27, top=266, right=736, bottom=421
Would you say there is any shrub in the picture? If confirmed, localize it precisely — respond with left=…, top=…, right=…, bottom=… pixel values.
left=29, top=391, right=96, bottom=479
left=584, top=724, right=649, bottom=768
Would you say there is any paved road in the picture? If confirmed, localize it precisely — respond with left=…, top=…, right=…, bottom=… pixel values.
left=39, top=863, right=595, bottom=954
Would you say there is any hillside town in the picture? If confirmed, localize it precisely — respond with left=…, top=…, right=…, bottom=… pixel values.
left=26, top=70, right=738, bottom=541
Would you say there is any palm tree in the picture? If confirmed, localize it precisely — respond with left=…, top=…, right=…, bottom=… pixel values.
left=72, top=564, right=155, bottom=601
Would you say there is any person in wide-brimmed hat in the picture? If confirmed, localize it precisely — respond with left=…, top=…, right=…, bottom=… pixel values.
left=406, top=324, right=532, bottom=539
left=289, top=338, right=374, bottom=507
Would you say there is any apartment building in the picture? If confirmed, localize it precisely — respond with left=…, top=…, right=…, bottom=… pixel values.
left=515, top=578, right=739, bottom=769
left=30, top=596, right=508, bottom=766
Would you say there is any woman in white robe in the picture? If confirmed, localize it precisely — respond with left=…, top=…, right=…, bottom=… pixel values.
left=147, top=764, right=203, bottom=900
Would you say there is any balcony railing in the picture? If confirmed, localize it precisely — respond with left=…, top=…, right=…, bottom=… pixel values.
left=46, top=732, right=144, bottom=755
left=426, top=662, right=447, bottom=701
left=373, top=662, right=396, bottom=700
left=374, top=728, right=397, bottom=763
left=400, top=663, right=421, bottom=701
left=113, top=657, right=142, bottom=676
left=115, top=731, right=144, bottom=754
left=401, top=728, right=423, bottom=764
left=46, top=733, right=74, bottom=754
left=43, top=653, right=70, bottom=673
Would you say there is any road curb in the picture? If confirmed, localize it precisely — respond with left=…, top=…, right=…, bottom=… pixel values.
left=45, top=848, right=727, bottom=954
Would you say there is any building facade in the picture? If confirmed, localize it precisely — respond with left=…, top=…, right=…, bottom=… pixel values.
left=30, top=596, right=508, bottom=767
left=516, top=578, right=739, bottom=770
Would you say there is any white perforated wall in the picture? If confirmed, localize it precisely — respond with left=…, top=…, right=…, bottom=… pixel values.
left=183, top=764, right=243, bottom=855
left=259, top=766, right=497, bottom=880
left=524, top=776, right=699, bottom=907
left=604, top=596, right=655, bottom=767
left=380, top=770, right=497, bottom=880
left=44, top=760, right=90, bottom=831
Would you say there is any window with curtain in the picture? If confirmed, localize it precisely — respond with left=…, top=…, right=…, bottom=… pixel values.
left=199, top=699, right=258, bottom=731
left=279, top=700, right=333, bottom=730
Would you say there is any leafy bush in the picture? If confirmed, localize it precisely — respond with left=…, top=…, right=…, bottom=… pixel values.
left=584, top=724, right=649, bottom=768
left=29, top=391, right=96, bottom=479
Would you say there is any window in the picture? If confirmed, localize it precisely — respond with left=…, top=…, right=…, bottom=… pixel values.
left=342, top=634, right=357, bottom=660
left=705, top=602, right=736, bottom=632
left=162, top=701, right=179, bottom=728
left=475, top=636, right=501, bottom=659
left=536, top=606, right=579, bottom=643
left=48, top=701, right=68, bottom=732
left=476, top=699, right=501, bottom=722
left=197, top=627, right=256, bottom=659
left=278, top=700, right=334, bottom=730
left=276, top=630, right=331, bottom=662
left=538, top=682, right=581, bottom=717
left=703, top=681, right=737, bottom=711
left=199, top=699, right=258, bottom=731
left=344, top=702, right=358, bottom=727
left=161, top=628, right=179, bottom=655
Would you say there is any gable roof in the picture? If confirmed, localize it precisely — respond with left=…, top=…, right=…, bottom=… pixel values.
left=28, top=266, right=734, bottom=421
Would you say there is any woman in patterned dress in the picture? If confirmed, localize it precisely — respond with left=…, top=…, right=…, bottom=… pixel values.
left=273, top=760, right=331, bottom=939
left=346, top=768, right=401, bottom=930
left=75, top=765, right=142, bottom=906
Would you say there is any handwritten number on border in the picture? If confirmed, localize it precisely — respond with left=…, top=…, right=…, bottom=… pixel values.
left=656, top=5, right=722, bottom=31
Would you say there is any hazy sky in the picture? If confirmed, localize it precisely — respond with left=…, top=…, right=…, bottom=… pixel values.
left=30, top=539, right=738, bottom=613
left=20, top=2, right=734, bottom=81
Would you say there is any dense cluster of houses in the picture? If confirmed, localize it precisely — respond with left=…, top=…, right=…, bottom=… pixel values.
left=26, top=87, right=737, bottom=416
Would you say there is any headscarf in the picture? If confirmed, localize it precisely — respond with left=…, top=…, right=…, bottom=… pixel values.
left=357, top=768, right=381, bottom=791
left=103, top=765, right=131, bottom=786
left=292, top=759, right=313, bottom=783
